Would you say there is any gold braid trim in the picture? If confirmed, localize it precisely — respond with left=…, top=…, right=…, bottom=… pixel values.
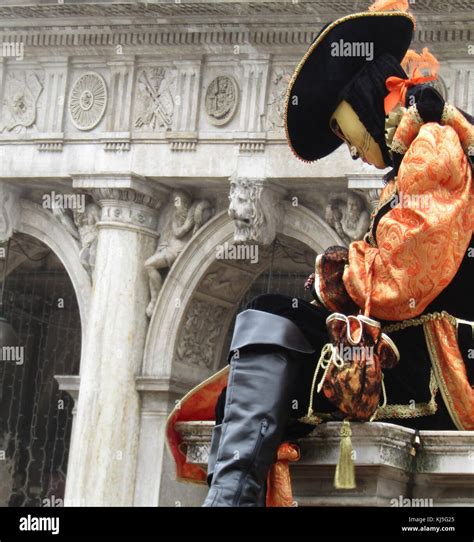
left=390, top=139, right=408, bottom=155
left=411, top=103, right=423, bottom=125
left=381, top=311, right=458, bottom=334
left=372, top=369, right=438, bottom=420
left=441, top=102, right=455, bottom=125
left=440, top=102, right=474, bottom=162
left=423, top=322, right=466, bottom=431
left=298, top=411, right=336, bottom=426
left=385, top=104, right=406, bottom=153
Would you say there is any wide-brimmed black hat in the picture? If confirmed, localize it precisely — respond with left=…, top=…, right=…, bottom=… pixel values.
left=285, top=11, right=415, bottom=163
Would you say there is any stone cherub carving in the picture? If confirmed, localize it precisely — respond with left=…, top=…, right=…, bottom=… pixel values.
left=0, top=184, right=20, bottom=243
left=228, top=175, right=281, bottom=246
left=145, top=189, right=213, bottom=318
left=325, top=191, right=370, bottom=245
left=73, top=203, right=101, bottom=276
left=50, top=198, right=100, bottom=277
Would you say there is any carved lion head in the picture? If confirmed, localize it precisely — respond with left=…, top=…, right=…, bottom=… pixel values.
left=228, top=176, right=279, bottom=245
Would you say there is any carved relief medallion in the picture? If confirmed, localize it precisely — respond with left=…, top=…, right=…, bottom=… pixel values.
left=69, top=72, right=107, bottom=130
left=205, top=75, right=239, bottom=126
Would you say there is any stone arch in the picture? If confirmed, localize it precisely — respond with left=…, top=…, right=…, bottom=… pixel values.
left=143, top=202, right=342, bottom=383
left=0, top=198, right=91, bottom=505
left=17, top=198, right=92, bottom=345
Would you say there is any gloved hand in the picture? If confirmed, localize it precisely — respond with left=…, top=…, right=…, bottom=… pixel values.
left=304, top=246, right=359, bottom=315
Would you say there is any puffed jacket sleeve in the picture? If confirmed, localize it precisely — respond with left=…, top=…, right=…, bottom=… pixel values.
left=343, top=121, right=473, bottom=321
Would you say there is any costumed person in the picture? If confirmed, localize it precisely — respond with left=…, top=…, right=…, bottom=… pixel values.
left=166, top=0, right=474, bottom=507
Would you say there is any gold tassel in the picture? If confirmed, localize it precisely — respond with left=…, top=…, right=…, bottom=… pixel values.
left=334, top=420, right=356, bottom=489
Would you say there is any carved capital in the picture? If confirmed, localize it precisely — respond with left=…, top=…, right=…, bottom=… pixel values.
left=228, top=175, right=285, bottom=246
left=71, top=173, right=169, bottom=235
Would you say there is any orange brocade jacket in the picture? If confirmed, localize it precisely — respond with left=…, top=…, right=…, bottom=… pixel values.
left=344, top=115, right=473, bottom=321
left=343, top=106, right=474, bottom=431
left=165, top=106, right=474, bottom=503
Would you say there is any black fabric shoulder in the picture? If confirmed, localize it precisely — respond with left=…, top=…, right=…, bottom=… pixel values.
left=405, top=84, right=444, bottom=123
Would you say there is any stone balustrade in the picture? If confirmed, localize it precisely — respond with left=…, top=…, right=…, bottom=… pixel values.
left=175, top=420, right=474, bottom=506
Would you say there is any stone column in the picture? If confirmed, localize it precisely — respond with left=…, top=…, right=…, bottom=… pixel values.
left=65, top=173, right=168, bottom=506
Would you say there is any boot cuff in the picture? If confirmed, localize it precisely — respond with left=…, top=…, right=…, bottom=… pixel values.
left=229, top=309, right=315, bottom=354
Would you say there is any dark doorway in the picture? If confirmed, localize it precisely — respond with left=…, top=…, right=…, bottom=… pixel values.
left=0, top=234, right=81, bottom=507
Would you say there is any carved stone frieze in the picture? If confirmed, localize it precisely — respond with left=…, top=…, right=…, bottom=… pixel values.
left=175, top=298, right=227, bottom=369
left=197, top=264, right=249, bottom=304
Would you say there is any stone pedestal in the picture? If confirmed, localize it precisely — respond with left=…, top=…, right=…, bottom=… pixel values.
left=64, top=174, right=167, bottom=506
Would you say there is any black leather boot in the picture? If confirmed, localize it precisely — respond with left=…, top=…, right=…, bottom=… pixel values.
left=202, top=309, right=315, bottom=507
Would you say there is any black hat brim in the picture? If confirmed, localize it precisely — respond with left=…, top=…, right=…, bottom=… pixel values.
left=285, top=11, right=415, bottom=163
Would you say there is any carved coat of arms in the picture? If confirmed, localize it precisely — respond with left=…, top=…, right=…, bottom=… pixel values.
left=134, top=68, right=176, bottom=131
left=0, top=72, right=43, bottom=133
left=205, top=75, right=239, bottom=126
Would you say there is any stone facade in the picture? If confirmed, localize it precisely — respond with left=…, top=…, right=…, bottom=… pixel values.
left=0, top=0, right=472, bottom=506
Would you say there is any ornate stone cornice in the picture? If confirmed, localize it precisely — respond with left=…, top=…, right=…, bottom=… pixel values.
left=0, top=1, right=471, bottom=55
left=0, top=24, right=471, bottom=54
left=1, top=1, right=473, bottom=22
